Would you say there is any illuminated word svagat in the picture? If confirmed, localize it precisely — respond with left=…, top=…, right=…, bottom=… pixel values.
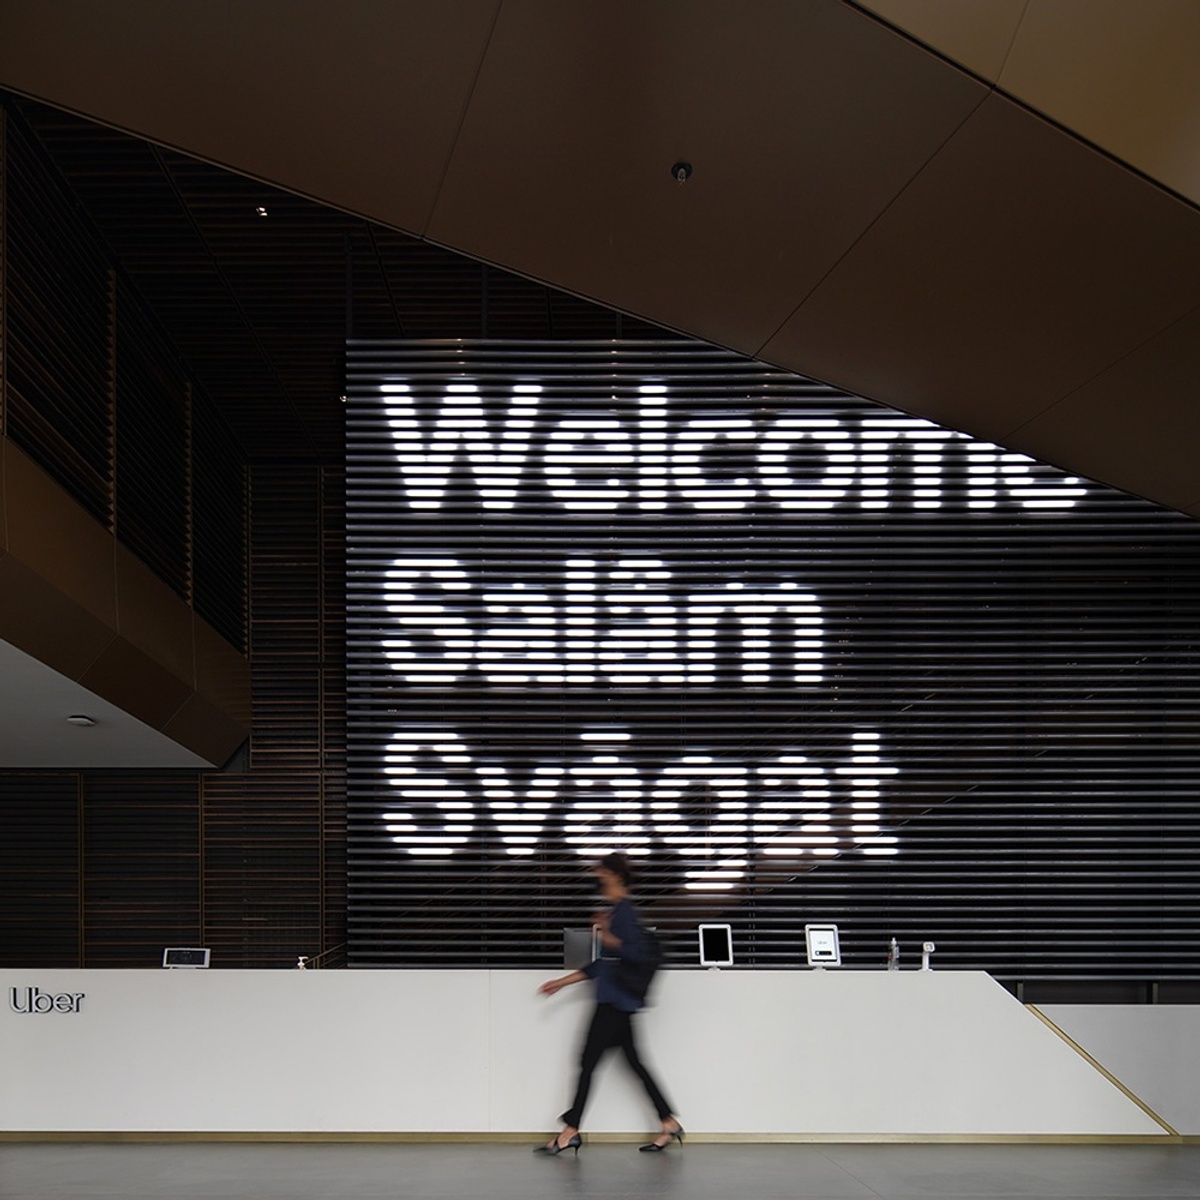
left=383, top=728, right=897, bottom=887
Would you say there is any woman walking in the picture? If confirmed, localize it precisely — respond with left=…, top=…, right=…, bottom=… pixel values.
left=534, top=852, right=683, bottom=1155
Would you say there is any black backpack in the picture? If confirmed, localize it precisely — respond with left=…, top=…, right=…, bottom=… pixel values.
left=615, top=923, right=664, bottom=1004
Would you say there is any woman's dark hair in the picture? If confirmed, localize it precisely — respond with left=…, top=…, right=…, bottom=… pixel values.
left=597, top=851, right=634, bottom=888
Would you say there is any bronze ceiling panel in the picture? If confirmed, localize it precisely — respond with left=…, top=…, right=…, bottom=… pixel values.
left=0, top=555, right=116, bottom=683
left=161, top=691, right=249, bottom=769
left=855, top=0, right=1027, bottom=82
left=853, top=2, right=1200, bottom=211
left=194, top=617, right=252, bottom=732
left=1002, top=0, right=1200, bottom=207
left=1012, top=303, right=1200, bottom=515
left=0, top=438, right=6, bottom=559
left=0, top=0, right=500, bottom=235
left=4, top=440, right=117, bottom=628
left=760, top=93, right=1200, bottom=470
left=79, top=636, right=193, bottom=733
left=427, top=0, right=987, bottom=355
left=114, top=546, right=197, bottom=691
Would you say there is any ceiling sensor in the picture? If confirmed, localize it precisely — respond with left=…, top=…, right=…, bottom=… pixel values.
left=671, top=161, right=693, bottom=184
left=66, top=715, right=97, bottom=727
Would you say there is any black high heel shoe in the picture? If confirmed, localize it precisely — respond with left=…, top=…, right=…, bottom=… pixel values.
left=638, top=1124, right=684, bottom=1152
left=533, top=1132, right=582, bottom=1157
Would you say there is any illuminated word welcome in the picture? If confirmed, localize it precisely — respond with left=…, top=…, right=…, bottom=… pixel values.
left=383, top=728, right=897, bottom=887
left=382, top=557, right=822, bottom=687
left=381, top=382, right=1087, bottom=514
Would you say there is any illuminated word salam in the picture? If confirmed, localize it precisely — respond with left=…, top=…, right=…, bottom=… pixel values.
left=381, top=382, right=1088, bottom=514
left=382, top=728, right=898, bottom=888
left=382, top=557, right=823, bottom=687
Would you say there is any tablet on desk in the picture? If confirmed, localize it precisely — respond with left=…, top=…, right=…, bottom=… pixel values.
left=162, top=947, right=210, bottom=969
left=698, top=923, right=733, bottom=967
left=805, top=924, right=841, bottom=967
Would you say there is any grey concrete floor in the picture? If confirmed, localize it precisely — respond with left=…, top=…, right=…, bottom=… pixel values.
left=3, top=1143, right=1200, bottom=1200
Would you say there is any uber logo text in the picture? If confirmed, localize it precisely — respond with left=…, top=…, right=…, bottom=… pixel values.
left=8, top=987, right=86, bottom=1013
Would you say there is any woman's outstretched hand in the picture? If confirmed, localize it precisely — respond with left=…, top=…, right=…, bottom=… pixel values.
left=539, top=970, right=585, bottom=996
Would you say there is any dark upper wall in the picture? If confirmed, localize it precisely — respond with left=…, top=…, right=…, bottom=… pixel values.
left=1, top=1, right=1199, bottom=516
left=0, top=106, right=250, bottom=768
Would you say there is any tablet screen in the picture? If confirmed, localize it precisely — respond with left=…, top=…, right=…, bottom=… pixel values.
left=699, top=923, right=733, bottom=966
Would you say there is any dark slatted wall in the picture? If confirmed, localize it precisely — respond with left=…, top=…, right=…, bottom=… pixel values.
left=0, top=776, right=81, bottom=968
left=2, top=111, right=113, bottom=521
left=113, top=277, right=192, bottom=600
left=346, top=340, right=1200, bottom=988
left=83, top=777, right=201, bottom=967
left=0, top=103, right=342, bottom=969
left=192, top=394, right=249, bottom=651
left=321, top=466, right=350, bottom=953
left=0, top=464, right=346, bottom=970
left=1, top=101, right=247, bottom=642
left=201, top=463, right=345, bottom=969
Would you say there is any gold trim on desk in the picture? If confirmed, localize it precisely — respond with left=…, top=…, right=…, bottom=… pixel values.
left=0, top=1130, right=1186, bottom=1145
left=1025, top=1004, right=1179, bottom=1137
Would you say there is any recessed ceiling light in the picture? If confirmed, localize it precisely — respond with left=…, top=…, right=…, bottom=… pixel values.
left=255, top=205, right=269, bottom=217
left=66, top=715, right=97, bottom=727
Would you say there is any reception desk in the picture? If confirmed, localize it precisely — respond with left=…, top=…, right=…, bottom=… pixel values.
left=0, top=968, right=1170, bottom=1139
